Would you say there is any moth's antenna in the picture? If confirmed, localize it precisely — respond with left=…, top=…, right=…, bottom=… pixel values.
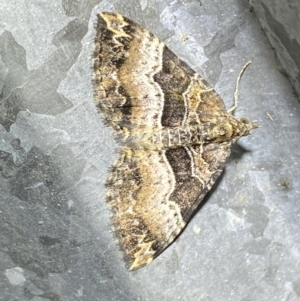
left=228, top=61, right=252, bottom=114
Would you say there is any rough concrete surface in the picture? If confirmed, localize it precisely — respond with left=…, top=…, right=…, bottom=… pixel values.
left=0, top=0, right=300, bottom=300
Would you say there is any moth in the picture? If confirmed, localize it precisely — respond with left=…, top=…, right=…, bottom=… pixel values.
left=93, top=12, right=258, bottom=270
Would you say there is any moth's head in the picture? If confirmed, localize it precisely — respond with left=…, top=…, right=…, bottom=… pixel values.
left=209, top=116, right=258, bottom=142
left=239, top=118, right=259, bottom=137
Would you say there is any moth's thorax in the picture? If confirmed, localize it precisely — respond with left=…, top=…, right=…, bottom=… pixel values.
left=121, top=115, right=257, bottom=150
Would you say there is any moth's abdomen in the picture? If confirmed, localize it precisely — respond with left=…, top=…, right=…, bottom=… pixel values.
left=121, top=125, right=203, bottom=150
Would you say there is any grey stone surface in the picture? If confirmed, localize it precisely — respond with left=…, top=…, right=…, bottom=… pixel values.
left=249, top=0, right=300, bottom=99
left=0, top=0, right=299, bottom=300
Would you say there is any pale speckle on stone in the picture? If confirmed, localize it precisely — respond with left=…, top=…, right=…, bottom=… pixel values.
left=193, top=224, right=201, bottom=235
left=5, top=267, right=26, bottom=286
left=32, top=296, right=51, bottom=301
